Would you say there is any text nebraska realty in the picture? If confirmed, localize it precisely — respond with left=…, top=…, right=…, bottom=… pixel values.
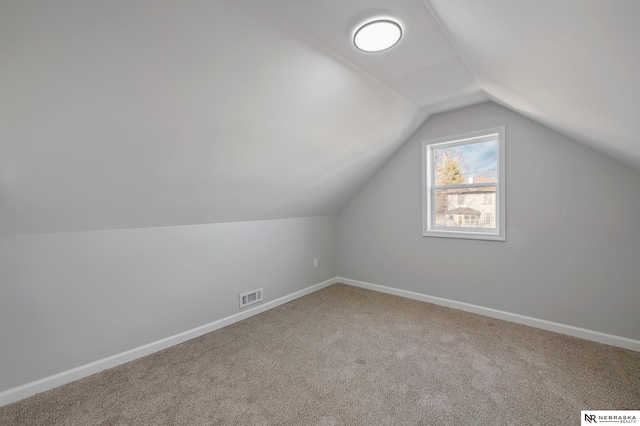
left=586, top=414, right=637, bottom=424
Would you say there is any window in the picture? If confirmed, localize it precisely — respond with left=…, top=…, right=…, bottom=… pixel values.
left=422, top=126, right=505, bottom=241
left=465, top=215, right=477, bottom=226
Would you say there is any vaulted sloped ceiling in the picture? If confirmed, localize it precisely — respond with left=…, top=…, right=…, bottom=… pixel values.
left=1, top=0, right=638, bottom=235
left=0, top=1, right=426, bottom=235
left=427, top=0, right=640, bottom=168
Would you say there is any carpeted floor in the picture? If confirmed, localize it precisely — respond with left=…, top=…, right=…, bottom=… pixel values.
left=1, top=283, right=639, bottom=425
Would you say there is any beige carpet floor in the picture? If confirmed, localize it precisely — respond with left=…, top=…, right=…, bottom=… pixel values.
left=1, top=283, right=639, bottom=425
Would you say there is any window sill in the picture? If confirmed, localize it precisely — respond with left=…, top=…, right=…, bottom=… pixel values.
left=422, top=229, right=506, bottom=242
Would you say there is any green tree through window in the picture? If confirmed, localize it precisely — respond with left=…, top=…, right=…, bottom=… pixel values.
left=435, top=152, right=465, bottom=185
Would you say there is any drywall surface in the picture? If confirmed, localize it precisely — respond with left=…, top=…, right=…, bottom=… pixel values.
left=337, top=102, right=640, bottom=341
left=0, top=1, right=424, bottom=235
left=0, top=216, right=336, bottom=392
left=428, top=0, right=640, bottom=169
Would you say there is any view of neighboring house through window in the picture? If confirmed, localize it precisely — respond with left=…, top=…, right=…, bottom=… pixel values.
left=422, top=126, right=505, bottom=241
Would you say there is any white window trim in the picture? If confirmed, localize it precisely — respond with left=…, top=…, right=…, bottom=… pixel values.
left=422, top=126, right=506, bottom=241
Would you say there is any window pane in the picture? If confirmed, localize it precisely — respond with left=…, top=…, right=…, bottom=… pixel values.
left=434, top=187, right=496, bottom=229
left=433, top=139, right=498, bottom=185
left=423, top=126, right=504, bottom=241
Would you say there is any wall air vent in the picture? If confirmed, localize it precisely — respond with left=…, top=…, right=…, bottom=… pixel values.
left=239, top=288, right=263, bottom=308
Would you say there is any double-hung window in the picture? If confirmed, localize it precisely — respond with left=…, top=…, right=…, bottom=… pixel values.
left=422, top=126, right=505, bottom=241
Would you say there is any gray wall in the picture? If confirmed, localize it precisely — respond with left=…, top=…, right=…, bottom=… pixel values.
left=337, top=102, right=640, bottom=341
left=0, top=216, right=336, bottom=392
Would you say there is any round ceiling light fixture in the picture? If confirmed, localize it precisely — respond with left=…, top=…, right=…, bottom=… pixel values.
left=353, top=19, right=402, bottom=52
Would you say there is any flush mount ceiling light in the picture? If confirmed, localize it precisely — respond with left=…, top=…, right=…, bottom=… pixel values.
left=353, top=19, right=402, bottom=52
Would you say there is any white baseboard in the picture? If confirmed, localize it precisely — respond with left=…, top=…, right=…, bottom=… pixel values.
left=338, top=277, right=640, bottom=353
left=0, top=277, right=338, bottom=407
left=3, top=276, right=637, bottom=407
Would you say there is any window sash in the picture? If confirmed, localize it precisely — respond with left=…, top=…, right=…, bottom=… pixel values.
left=432, top=182, right=496, bottom=191
left=430, top=190, right=498, bottom=233
left=422, top=126, right=505, bottom=241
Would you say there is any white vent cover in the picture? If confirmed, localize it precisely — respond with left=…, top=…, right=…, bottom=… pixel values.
left=239, top=288, right=263, bottom=308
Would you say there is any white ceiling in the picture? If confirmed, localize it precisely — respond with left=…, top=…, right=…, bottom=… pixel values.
left=249, top=0, right=488, bottom=114
left=427, top=0, right=640, bottom=167
left=1, top=0, right=638, bottom=235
